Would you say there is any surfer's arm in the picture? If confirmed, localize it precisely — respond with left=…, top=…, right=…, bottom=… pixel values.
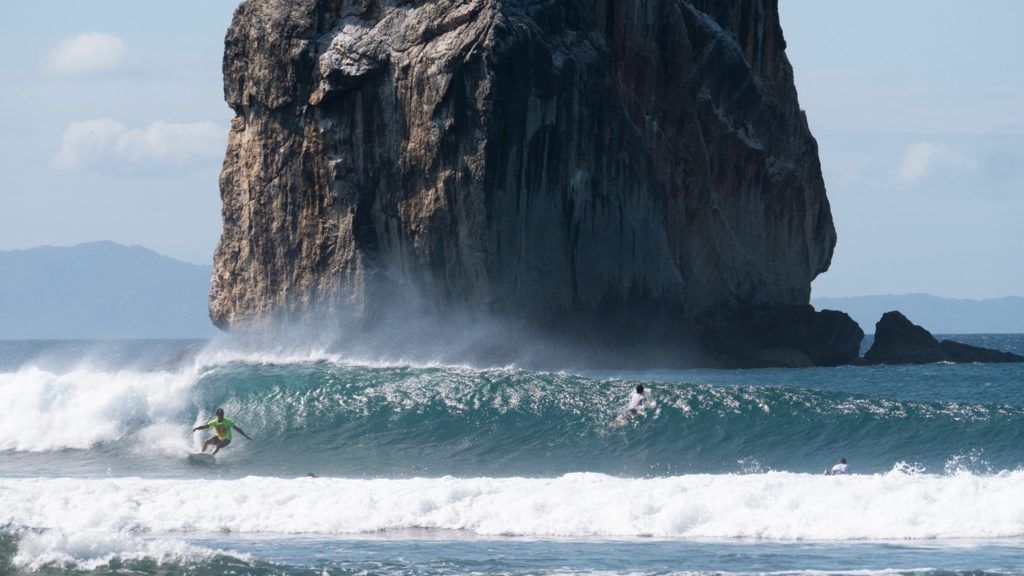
left=233, top=424, right=252, bottom=440
left=192, top=424, right=210, bottom=432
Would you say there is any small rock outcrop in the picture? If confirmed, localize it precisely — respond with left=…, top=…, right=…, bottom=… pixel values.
left=938, top=339, right=1024, bottom=363
left=210, top=0, right=845, bottom=366
left=865, top=311, right=1024, bottom=364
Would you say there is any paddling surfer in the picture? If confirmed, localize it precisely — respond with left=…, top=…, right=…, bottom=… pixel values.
left=193, top=408, right=251, bottom=455
left=626, top=384, right=647, bottom=415
left=825, top=457, right=849, bottom=475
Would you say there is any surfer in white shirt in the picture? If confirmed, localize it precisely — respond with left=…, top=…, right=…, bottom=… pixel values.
left=825, top=457, right=849, bottom=475
left=627, top=384, right=646, bottom=415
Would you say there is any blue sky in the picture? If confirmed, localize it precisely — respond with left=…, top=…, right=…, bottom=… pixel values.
left=0, top=1, right=235, bottom=272
left=0, top=1, right=1020, bottom=298
left=779, top=1, right=1024, bottom=298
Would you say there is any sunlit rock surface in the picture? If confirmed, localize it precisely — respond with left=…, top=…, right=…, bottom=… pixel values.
left=210, top=0, right=848, bottom=366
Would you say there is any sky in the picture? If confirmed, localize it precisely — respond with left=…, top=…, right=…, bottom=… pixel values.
left=0, top=1, right=1021, bottom=299
left=779, top=1, right=1024, bottom=298
left=0, top=1, right=237, bottom=269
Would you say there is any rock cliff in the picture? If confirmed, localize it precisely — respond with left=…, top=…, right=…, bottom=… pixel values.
left=210, top=0, right=846, bottom=365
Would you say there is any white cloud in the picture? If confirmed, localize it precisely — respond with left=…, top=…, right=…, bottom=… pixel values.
left=895, top=142, right=976, bottom=186
left=52, top=119, right=225, bottom=172
left=43, top=33, right=127, bottom=77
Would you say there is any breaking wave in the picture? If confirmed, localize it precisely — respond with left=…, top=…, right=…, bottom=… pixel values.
left=1, top=355, right=1023, bottom=476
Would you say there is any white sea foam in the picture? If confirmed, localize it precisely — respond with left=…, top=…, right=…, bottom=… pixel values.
left=192, top=344, right=346, bottom=368
left=191, top=343, right=506, bottom=372
left=2, top=471, right=1022, bottom=542
left=11, top=529, right=241, bottom=571
left=0, top=366, right=197, bottom=451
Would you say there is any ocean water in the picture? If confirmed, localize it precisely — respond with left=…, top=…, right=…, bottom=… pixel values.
left=1, top=335, right=1023, bottom=575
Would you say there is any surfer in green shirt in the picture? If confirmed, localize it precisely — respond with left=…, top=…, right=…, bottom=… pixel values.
left=192, top=408, right=252, bottom=455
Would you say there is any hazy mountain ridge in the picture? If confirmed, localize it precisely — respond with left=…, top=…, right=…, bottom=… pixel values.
left=0, top=242, right=217, bottom=339
left=813, top=294, right=1024, bottom=335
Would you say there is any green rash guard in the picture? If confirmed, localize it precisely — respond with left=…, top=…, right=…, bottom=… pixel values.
left=208, top=417, right=234, bottom=441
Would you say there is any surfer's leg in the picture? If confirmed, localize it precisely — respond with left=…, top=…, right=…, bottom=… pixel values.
left=201, top=437, right=215, bottom=452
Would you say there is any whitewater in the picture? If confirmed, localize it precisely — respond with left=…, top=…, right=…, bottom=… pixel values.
left=4, top=472, right=1024, bottom=540
left=1, top=337, right=1023, bottom=575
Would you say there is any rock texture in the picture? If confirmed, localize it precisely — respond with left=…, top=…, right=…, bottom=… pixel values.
left=864, top=311, right=1024, bottom=364
left=210, top=0, right=843, bottom=365
left=700, top=305, right=863, bottom=368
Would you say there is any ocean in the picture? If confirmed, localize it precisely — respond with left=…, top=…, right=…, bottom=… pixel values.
left=1, top=335, right=1023, bottom=575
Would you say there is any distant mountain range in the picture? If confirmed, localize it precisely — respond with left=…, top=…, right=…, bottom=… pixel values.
left=812, top=294, right=1024, bottom=335
left=0, top=242, right=217, bottom=339
left=1, top=242, right=1020, bottom=338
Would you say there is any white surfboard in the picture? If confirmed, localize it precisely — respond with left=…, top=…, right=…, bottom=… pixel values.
left=187, top=452, right=216, bottom=465
left=609, top=410, right=637, bottom=429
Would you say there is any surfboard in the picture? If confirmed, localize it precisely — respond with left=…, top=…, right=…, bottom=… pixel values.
left=187, top=452, right=216, bottom=465
left=609, top=410, right=637, bottom=429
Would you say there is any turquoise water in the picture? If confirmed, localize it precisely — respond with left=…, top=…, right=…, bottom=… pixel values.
left=1, top=337, right=1023, bottom=575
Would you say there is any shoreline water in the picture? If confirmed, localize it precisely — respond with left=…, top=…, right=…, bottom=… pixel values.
left=5, top=529, right=1024, bottom=576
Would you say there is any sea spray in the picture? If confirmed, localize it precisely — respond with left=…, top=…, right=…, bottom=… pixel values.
left=0, top=366, right=196, bottom=452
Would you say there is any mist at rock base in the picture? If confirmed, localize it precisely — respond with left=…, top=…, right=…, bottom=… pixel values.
left=213, top=288, right=711, bottom=369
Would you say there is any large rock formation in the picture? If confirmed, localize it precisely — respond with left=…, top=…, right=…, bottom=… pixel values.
left=865, top=311, right=1024, bottom=364
left=210, top=0, right=848, bottom=365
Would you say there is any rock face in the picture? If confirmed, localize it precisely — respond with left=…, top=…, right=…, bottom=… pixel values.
left=864, top=311, right=946, bottom=364
left=210, top=0, right=842, bottom=365
left=700, top=305, right=863, bottom=368
left=865, top=311, right=1024, bottom=364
